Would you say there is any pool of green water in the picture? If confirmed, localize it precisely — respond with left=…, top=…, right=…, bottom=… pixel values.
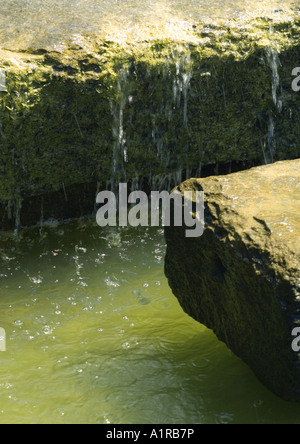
left=0, top=221, right=300, bottom=424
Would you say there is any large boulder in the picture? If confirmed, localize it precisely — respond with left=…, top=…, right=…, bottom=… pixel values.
left=164, top=159, right=300, bottom=401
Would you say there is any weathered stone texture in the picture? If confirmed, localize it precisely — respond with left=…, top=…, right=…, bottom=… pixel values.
left=165, top=159, right=300, bottom=401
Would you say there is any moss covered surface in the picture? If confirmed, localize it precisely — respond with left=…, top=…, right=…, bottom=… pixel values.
left=0, top=15, right=300, bottom=228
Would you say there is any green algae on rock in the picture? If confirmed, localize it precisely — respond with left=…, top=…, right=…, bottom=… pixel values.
left=164, top=159, right=300, bottom=401
left=0, top=14, right=300, bottom=229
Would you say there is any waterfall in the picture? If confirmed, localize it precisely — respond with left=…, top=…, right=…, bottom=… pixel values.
left=171, top=44, right=192, bottom=127
left=110, top=66, right=130, bottom=191
left=265, top=31, right=282, bottom=164
left=109, top=45, right=193, bottom=193
left=267, top=114, right=275, bottom=164
left=5, top=197, right=23, bottom=236
left=150, top=44, right=193, bottom=187
left=39, top=198, right=44, bottom=237
left=267, top=47, right=281, bottom=111
left=13, top=197, right=22, bottom=237
left=151, top=169, right=184, bottom=192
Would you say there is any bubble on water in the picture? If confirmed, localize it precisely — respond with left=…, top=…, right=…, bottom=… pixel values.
left=104, top=278, right=121, bottom=288
left=95, top=258, right=104, bottom=264
left=30, top=276, right=43, bottom=285
left=76, top=246, right=87, bottom=254
left=79, top=281, right=88, bottom=288
left=14, top=320, right=23, bottom=326
left=42, top=325, right=53, bottom=335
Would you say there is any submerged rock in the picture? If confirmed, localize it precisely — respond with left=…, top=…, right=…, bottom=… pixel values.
left=165, top=159, right=300, bottom=401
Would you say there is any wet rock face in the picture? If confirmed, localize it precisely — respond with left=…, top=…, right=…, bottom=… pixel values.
left=164, top=159, right=300, bottom=401
left=1, top=14, right=300, bottom=231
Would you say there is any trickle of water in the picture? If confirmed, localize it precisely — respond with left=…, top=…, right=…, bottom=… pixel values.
left=151, top=168, right=184, bottom=191
left=267, top=114, right=276, bottom=164
left=110, top=66, right=130, bottom=189
left=171, top=44, right=192, bottom=127
left=266, top=45, right=282, bottom=112
left=13, top=198, right=22, bottom=237
left=265, top=40, right=282, bottom=165
left=108, top=44, right=193, bottom=190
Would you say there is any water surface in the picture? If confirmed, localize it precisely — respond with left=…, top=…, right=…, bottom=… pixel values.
left=1, top=222, right=300, bottom=424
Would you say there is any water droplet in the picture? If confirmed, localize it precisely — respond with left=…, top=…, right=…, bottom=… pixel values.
left=42, top=326, right=53, bottom=335
left=104, top=278, right=121, bottom=288
left=30, top=276, right=43, bottom=285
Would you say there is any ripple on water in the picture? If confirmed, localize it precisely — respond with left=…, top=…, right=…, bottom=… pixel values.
left=1, top=224, right=300, bottom=424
